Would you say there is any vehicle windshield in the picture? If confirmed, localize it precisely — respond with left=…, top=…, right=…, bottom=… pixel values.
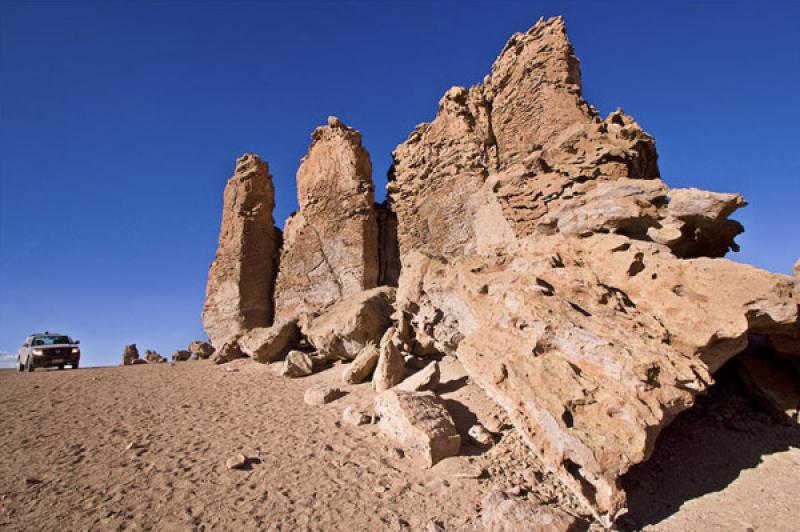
left=32, top=335, right=71, bottom=346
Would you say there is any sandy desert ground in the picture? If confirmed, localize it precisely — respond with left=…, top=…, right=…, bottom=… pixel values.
left=0, top=359, right=797, bottom=531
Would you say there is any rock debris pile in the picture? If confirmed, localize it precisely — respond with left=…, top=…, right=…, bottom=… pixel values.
left=199, top=16, right=799, bottom=527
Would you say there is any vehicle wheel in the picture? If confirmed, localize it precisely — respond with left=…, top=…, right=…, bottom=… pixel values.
left=58, top=365, right=65, bottom=370
left=26, top=357, right=34, bottom=372
left=18, top=361, right=24, bottom=372
left=72, top=362, right=79, bottom=369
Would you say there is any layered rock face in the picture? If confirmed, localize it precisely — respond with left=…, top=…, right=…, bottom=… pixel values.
left=273, top=117, right=380, bottom=322
left=389, top=15, right=799, bottom=524
left=203, top=154, right=280, bottom=346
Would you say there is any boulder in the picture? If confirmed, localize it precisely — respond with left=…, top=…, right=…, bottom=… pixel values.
left=468, top=424, right=495, bottom=448
left=471, top=491, right=578, bottom=532
left=238, top=320, right=300, bottom=363
left=374, top=390, right=461, bottom=467
left=396, top=361, right=440, bottom=392
left=225, top=454, right=248, bottom=470
left=188, top=341, right=214, bottom=359
left=373, top=327, right=406, bottom=392
left=121, top=344, right=140, bottom=366
left=342, top=342, right=379, bottom=384
left=202, top=153, right=281, bottom=347
left=172, top=350, right=192, bottom=362
left=302, top=286, right=395, bottom=360
left=143, top=350, right=167, bottom=364
left=273, top=117, right=380, bottom=322
left=210, top=339, right=244, bottom=365
left=281, top=350, right=314, bottom=378
left=304, top=385, right=342, bottom=406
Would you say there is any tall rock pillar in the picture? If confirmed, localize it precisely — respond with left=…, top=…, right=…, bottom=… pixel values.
left=203, top=153, right=280, bottom=346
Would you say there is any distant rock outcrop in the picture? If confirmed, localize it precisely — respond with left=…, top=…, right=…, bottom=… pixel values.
left=122, top=344, right=141, bottom=366
left=203, top=154, right=281, bottom=347
left=273, top=117, right=380, bottom=322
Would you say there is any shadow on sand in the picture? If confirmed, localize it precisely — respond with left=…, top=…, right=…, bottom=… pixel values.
left=619, top=365, right=800, bottom=530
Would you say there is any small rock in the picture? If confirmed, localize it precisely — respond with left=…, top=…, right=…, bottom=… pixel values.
left=468, top=424, right=495, bottom=447
left=373, top=327, right=406, bottom=392
left=342, top=406, right=370, bottom=426
left=172, top=350, right=192, bottom=362
left=425, top=519, right=445, bottom=532
left=224, top=367, right=239, bottom=373
left=281, top=350, right=314, bottom=378
left=304, top=385, right=342, bottom=406
left=225, top=454, right=247, bottom=470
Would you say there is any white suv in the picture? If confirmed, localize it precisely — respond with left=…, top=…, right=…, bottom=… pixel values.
left=17, top=332, right=81, bottom=371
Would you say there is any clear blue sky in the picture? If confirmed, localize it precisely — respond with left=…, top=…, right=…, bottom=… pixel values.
left=1, top=1, right=798, bottom=367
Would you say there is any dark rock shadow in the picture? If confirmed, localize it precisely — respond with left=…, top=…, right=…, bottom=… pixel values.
left=437, top=376, right=469, bottom=394
left=444, top=398, right=490, bottom=457
left=619, top=365, right=800, bottom=530
left=242, top=457, right=262, bottom=470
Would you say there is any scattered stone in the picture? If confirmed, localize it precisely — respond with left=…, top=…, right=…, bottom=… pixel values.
left=425, top=520, right=445, bottom=532
left=304, top=385, right=342, bottom=406
left=171, top=350, right=192, bottom=362
left=374, top=390, right=461, bottom=467
left=203, top=153, right=281, bottom=347
left=472, top=490, right=578, bottom=532
left=210, top=339, right=245, bottom=365
left=373, top=327, right=406, bottom=392
left=143, top=350, right=167, bottom=364
left=342, top=342, right=379, bottom=384
left=281, top=351, right=314, bottom=378
left=273, top=118, right=380, bottom=322
left=23, top=478, right=43, bottom=487
left=238, top=320, right=300, bottom=363
left=302, top=286, right=396, bottom=360
left=223, top=367, right=239, bottom=373
left=397, top=361, right=440, bottom=392
left=121, top=344, right=140, bottom=366
left=225, top=454, right=248, bottom=470
left=188, top=341, right=214, bottom=359
left=468, top=424, right=495, bottom=447
left=342, top=406, right=370, bottom=426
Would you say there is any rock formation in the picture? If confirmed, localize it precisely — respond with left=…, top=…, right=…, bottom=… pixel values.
left=203, top=154, right=280, bottom=347
left=273, top=117, right=380, bottom=322
left=172, top=350, right=192, bottom=362
left=200, top=14, right=799, bottom=528
left=144, top=350, right=167, bottom=364
left=188, top=341, right=214, bottom=359
left=387, top=15, right=799, bottom=524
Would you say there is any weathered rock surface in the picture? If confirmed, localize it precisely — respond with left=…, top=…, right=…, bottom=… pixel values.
left=203, top=154, right=280, bottom=347
left=172, top=350, right=192, bottom=362
left=373, top=327, right=406, bottom=392
left=397, top=234, right=799, bottom=522
left=238, top=320, right=299, bottom=363
left=388, top=17, right=743, bottom=263
left=471, top=490, right=578, bottom=532
left=301, top=286, right=395, bottom=360
left=342, top=342, right=379, bottom=384
left=281, top=350, right=315, bottom=378
left=374, top=390, right=461, bottom=467
left=304, top=384, right=342, bottom=406
left=122, top=344, right=140, bottom=366
left=794, top=258, right=800, bottom=277
left=397, top=361, right=440, bottom=392
left=273, top=117, right=380, bottom=322
left=144, top=349, right=166, bottom=364
left=188, top=341, right=214, bottom=359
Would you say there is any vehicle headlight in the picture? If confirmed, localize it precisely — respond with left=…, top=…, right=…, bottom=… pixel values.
left=32, top=349, right=44, bottom=355
left=71, top=348, right=79, bottom=354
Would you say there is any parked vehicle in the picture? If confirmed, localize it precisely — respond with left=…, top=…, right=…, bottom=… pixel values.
left=17, top=332, right=80, bottom=371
